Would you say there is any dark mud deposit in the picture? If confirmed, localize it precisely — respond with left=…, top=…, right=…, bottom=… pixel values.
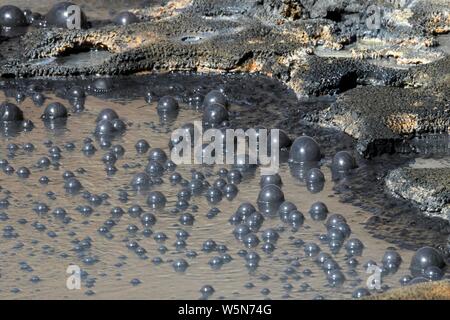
left=0, top=0, right=449, bottom=300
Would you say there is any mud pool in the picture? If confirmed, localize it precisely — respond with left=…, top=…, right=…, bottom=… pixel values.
left=0, top=73, right=448, bottom=300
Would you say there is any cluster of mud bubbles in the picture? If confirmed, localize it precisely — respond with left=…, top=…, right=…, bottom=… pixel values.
left=0, top=2, right=449, bottom=300
left=0, top=1, right=147, bottom=37
left=0, top=72, right=448, bottom=300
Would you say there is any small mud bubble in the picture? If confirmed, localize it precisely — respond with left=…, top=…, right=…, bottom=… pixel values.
left=327, top=269, right=346, bottom=287
left=113, top=11, right=139, bottom=26
left=382, top=250, right=402, bottom=272
left=16, top=167, right=30, bottom=178
left=288, top=210, right=305, bottom=228
left=306, top=168, right=325, bottom=184
left=227, top=169, right=242, bottom=184
left=200, top=285, right=215, bottom=298
left=260, top=174, right=282, bottom=188
left=242, top=233, right=260, bottom=248
left=261, top=228, right=279, bottom=243
left=309, top=202, right=328, bottom=221
left=135, top=139, right=150, bottom=153
left=96, top=109, right=118, bottom=123
left=202, top=103, right=229, bottom=127
left=203, top=90, right=228, bottom=109
left=41, top=102, right=68, bottom=120
left=345, top=238, right=364, bottom=256
left=179, top=213, right=195, bottom=225
left=89, top=79, right=113, bottom=93
left=172, top=259, right=189, bottom=272
left=423, top=266, right=444, bottom=281
left=304, top=242, right=320, bottom=257
left=352, top=288, right=371, bottom=299
left=64, top=177, right=82, bottom=193
left=157, top=96, right=179, bottom=113
left=147, top=191, right=167, bottom=209
left=148, top=148, right=168, bottom=163
left=1, top=102, right=23, bottom=122
left=31, top=93, right=45, bottom=106
left=332, top=151, right=357, bottom=173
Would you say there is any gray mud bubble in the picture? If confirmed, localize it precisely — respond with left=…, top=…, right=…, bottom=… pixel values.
left=410, top=247, right=446, bottom=277
left=345, top=238, right=364, bottom=256
left=268, top=129, right=292, bottom=151
left=45, top=2, right=88, bottom=29
left=332, top=151, right=357, bottom=173
left=157, top=96, right=179, bottom=114
left=64, top=177, right=82, bottom=194
left=202, top=103, right=229, bottom=128
left=257, top=184, right=285, bottom=216
left=278, top=201, right=297, bottom=223
left=156, top=96, right=179, bottom=123
left=382, top=250, right=402, bottom=273
left=306, top=168, right=325, bottom=184
left=96, top=108, right=119, bottom=123
left=309, top=202, right=328, bottom=221
left=203, top=90, right=228, bottom=109
left=0, top=102, right=23, bottom=122
left=41, top=102, right=68, bottom=120
left=113, top=11, right=140, bottom=26
left=89, top=79, right=113, bottom=93
left=289, top=136, right=322, bottom=164
left=0, top=5, right=27, bottom=28
left=131, top=172, right=152, bottom=191
left=260, top=174, right=282, bottom=188
left=147, top=191, right=167, bottom=209
left=67, top=86, right=85, bottom=99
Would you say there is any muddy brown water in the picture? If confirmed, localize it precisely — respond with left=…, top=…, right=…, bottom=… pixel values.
left=0, top=76, right=423, bottom=300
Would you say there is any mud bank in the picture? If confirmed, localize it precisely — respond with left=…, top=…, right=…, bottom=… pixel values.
left=369, top=280, right=450, bottom=300
left=386, top=167, right=450, bottom=219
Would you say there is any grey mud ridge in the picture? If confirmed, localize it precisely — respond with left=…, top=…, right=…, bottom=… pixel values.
left=0, top=1, right=449, bottom=215
left=386, top=167, right=450, bottom=219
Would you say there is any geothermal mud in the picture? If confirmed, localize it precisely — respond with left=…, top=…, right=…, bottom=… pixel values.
left=0, top=0, right=449, bottom=300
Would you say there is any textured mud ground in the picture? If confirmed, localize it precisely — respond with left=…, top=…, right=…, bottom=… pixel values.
left=0, top=0, right=449, bottom=299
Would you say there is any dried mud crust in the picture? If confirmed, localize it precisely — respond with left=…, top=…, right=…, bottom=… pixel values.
left=386, top=167, right=450, bottom=219
left=367, top=280, right=450, bottom=300
left=0, top=0, right=448, bottom=94
left=303, top=51, right=450, bottom=156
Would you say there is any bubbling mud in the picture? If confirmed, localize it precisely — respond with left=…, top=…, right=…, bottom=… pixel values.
left=0, top=73, right=448, bottom=300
